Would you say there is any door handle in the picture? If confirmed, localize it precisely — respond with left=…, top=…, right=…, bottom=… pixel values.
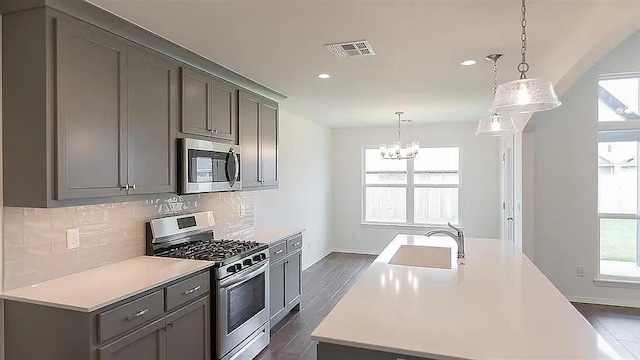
left=183, top=285, right=201, bottom=295
left=121, top=184, right=130, bottom=191
left=126, top=308, right=149, bottom=320
left=131, top=184, right=136, bottom=190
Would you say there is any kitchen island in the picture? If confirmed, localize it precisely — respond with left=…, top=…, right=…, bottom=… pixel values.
left=311, top=235, right=621, bottom=360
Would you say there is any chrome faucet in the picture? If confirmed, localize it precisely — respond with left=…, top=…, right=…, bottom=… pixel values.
left=424, top=223, right=465, bottom=261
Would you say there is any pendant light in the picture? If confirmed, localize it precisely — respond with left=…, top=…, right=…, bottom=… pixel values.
left=380, top=112, right=419, bottom=160
left=476, top=54, right=517, bottom=136
left=491, top=0, right=561, bottom=113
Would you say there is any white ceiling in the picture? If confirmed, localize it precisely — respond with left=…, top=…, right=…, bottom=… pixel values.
left=88, top=0, right=639, bottom=127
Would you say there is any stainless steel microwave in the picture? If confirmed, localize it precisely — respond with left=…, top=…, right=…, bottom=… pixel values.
left=179, top=138, right=241, bottom=194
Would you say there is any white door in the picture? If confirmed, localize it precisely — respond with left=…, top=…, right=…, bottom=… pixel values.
left=503, top=148, right=515, bottom=243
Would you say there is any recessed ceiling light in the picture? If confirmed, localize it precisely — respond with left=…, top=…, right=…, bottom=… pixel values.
left=460, top=60, right=477, bottom=66
left=318, top=73, right=331, bottom=79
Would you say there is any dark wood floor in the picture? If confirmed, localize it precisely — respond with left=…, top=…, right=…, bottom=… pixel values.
left=256, top=252, right=640, bottom=360
left=574, top=303, right=640, bottom=359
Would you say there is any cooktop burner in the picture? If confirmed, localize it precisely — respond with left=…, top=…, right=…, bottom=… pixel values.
left=156, top=238, right=265, bottom=263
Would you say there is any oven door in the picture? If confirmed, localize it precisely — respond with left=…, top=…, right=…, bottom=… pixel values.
left=180, top=138, right=241, bottom=194
left=216, top=261, right=269, bottom=358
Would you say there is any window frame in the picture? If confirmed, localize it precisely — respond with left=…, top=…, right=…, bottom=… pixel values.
left=596, top=73, right=640, bottom=283
left=361, top=146, right=462, bottom=227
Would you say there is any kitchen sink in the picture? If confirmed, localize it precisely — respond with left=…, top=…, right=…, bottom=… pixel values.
left=388, top=245, right=453, bottom=269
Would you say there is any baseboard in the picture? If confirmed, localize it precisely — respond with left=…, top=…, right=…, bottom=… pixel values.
left=332, top=248, right=381, bottom=256
left=302, top=250, right=333, bottom=271
left=567, top=296, right=640, bottom=309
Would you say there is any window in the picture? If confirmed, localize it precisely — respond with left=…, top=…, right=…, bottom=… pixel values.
left=363, top=147, right=460, bottom=225
left=597, top=74, right=640, bottom=280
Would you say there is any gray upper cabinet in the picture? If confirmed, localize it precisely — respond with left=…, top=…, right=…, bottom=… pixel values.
left=239, top=90, right=279, bottom=190
left=239, top=91, right=262, bottom=189
left=55, top=17, right=128, bottom=200
left=99, top=318, right=166, bottom=360
left=166, top=296, right=210, bottom=360
left=261, top=99, right=279, bottom=187
left=180, top=67, right=238, bottom=143
left=126, top=45, right=177, bottom=195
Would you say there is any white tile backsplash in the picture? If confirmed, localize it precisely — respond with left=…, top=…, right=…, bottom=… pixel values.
left=3, top=192, right=255, bottom=290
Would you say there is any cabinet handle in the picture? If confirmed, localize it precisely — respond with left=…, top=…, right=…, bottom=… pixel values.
left=131, top=184, right=136, bottom=190
left=293, top=242, right=301, bottom=246
left=275, top=249, right=284, bottom=255
left=126, top=308, right=149, bottom=320
left=183, top=285, right=201, bottom=295
left=121, top=184, right=130, bottom=191
left=213, top=129, right=218, bottom=133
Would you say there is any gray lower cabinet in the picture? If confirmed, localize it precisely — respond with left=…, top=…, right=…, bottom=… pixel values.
left=99, top=318, right=166, bottom=360
left=180, top=66, right=238, bottom=143
left=166, top=296, right=210, bottom=360
left=239, top=90, right=280, bottom=190
left=317, top=342, right=432, bottom=360
left=4, top=271, right=211, bottom=360
left=268, top=233, right=302, bottom=328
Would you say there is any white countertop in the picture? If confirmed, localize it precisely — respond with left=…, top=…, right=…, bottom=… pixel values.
left=0, top=256, right=214, bottom=312
left=311, top=235, right=622, bottom=360
left=254, top=227, right=304, bottom=245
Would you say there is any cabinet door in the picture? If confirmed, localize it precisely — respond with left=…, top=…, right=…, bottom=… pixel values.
left=239, top=90, right=262, bottom=189
left=166, top=296, right=210, bottom=360
left=55, top=18, right=127, bottom=200
left=181, top=67, right=212, bottom=138
left=285, top=251, right=302, bottom=309
left=269, top=258, right=287, bottom=327
left=126, top=45, right=177, bottom=195
left=210, top=77, right=238, bottom=143
left=98, top=318, right=166, bottom=360
left=260, top=99, right=279, bottom=188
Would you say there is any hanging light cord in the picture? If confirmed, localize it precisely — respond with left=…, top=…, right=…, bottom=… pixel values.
left=492, top=58, right=499, bottom=95
left=518, top=0, right=530, bottom=79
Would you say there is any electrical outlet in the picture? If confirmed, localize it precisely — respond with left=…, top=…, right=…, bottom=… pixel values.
left=577, top=266, right=585, bottom=277
left=240, top=204, right=246, bottom=216
left=67, top=228, right=80, bottom=249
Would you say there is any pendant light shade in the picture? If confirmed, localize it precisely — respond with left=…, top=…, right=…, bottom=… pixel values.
left=475, top=113, right=517, bottom=137
left=491, top=0, right=561, bottom=114
left=491, top=78, right=561, bottom=113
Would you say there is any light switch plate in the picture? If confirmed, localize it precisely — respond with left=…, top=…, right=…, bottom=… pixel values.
left=576, top=266, right=585, bottom=277
left=67, top=228, right=80, bottom=249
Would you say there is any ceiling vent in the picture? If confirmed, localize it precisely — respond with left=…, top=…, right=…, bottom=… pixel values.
left=325, top=40, right=375, bottom=58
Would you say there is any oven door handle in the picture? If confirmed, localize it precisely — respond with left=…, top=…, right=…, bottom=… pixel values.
left=219, top=262, right=268, bottom=289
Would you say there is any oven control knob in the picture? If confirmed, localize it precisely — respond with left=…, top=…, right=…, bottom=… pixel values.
left=243, top=259, right=253, bottom=266
left=260, top=253, right=267, bottom=261
left=228, top=264, right=242, bottom=273
left=253, top=254, right=262, bottom=262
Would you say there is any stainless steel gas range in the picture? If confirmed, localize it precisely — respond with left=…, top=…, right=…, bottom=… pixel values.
left=146, top=211, right=270, bottom=360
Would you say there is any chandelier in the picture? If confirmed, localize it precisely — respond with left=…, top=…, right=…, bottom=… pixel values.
left=380, top=112, right=419, bottom=160
left=491, top=0, right=561, bottom=113
left=476, top=54, right=517, bottom=136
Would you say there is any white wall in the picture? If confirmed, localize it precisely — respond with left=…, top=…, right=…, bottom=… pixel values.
left=332, top=121, right=501, bottom=254
left=526, top=31, right=640, bottom=307
left=254, top=108, right=332, bottom=269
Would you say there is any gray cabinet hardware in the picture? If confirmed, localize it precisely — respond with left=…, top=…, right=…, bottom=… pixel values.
left=183, top=286, right=201, bottom=295
left=131, top=184, right=136, bottom=190
left=293, top=242, right=301, bottom=246
left=126, top=308, right=150, bottom=320
left=122, top=184, right=130, bottom=191
left=275, top=249, right=284, bottom=255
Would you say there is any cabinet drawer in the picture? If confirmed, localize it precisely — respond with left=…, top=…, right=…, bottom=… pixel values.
left=269, top=241, right=287, bottom=262
left=165, top=272, right=210, bottom=311
left=287, top=235, right=302, bottom=253
left=98, top=290, right=164, bottom=344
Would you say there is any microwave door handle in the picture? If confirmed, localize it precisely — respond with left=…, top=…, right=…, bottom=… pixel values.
left=233, top=153, right=240, bottom=181
left=219, top=262, right=268, bottom=289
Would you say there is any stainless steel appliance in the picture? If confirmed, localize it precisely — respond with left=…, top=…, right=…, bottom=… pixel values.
left=179, top=138, right=241, bottom=194
left=147, top=211, right=270, bottom=360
